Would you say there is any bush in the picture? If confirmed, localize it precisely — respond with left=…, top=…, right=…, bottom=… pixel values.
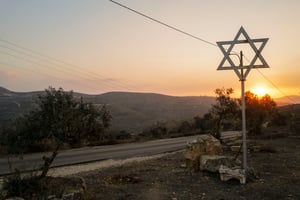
left=271, top=112, right=288, bottom=126
left=290, top=113, right=300, bottom=134
left=3, top=172, right=43, bottom=199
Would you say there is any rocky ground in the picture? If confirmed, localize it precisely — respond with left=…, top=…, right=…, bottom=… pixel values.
left=78, top=132, right=300, bottom=200
left=1, top=130, right=300, bottom=200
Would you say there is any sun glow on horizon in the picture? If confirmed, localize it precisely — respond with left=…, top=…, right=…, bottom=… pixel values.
left=252, top=86, right=268, bottom=97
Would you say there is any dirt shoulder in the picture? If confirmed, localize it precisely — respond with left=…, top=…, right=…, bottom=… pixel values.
left=1, top=134, right=299, bottom=200
left=76, top=135, right=300, bottom=200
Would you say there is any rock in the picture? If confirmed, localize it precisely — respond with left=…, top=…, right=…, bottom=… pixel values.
left=200, top=155, right=239, bottom=173
left=5, top=198, right=25, bottom=200
left=74, top=176, right=87, bottom=193
left=46, top=176, right=86, bottom=200
left=47, top=195, right=59, bottom=200
left=184, top=134, right=222, bottom=172
left=47, top=190, right=84, bottom=200
left=62, top=190, right=84, bottom=200
left=219, top=165, right=246, bottom=184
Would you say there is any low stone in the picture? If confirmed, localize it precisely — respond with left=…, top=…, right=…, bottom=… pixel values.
left=219, top=165, right=246, bottom=184
left=62, top=189, right=85, bottom=200
left=46, top=190, right=84, bottom=200
left=184, top=134, right=222, bottom=172
left=47, top=195, right=58, bottom=200
left=45, top=176, right=86, bottom=200
left=200, top=155, right=239, bottom=173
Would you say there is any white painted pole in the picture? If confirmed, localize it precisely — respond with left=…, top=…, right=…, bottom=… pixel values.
left=241, top=78, right=247, bottom=170
left=217, top=28, right=269, bottom=184
left=240, top=51, right=247, bottom=172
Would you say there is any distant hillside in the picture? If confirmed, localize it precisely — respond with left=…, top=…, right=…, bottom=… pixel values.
left=89, top=92, right=215, bottom=132
left=0, top=87, right=215, bottom=132
left=2, top=87, right=298, bottom=132
left=275, top=95, right=300, bottom=106
left=0, top=87, right=44, bottom=121
left=0, top=87, right=14, bottom=96
left=277, top=103, right=300, bottom=114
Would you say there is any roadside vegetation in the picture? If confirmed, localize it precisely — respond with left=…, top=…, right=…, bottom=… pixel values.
left=0, top=86, right=299, bottom=199
left=0, top=87, right=111, bottom=199
left=0, top=87, right=297, bottom=157
left=141, top=87, right=288, bottom=140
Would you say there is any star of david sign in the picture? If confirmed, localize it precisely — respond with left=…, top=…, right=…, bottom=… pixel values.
left=217, top=26, right=269, bottom=80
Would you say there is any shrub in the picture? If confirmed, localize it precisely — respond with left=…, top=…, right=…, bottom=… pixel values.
left=3, top=171, right=43, bottom=199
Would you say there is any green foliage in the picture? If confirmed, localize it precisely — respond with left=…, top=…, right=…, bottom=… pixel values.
left=0, top=118, right=30, bottom=154
left=242, top=91, right=277, bottom=134
left=274, top=104, right=300, bottom=134
left=193, top=113, right=214, bottom=132
left=206, top=88, right=277, bottom=136
left=143, top=122, right=168, bottom=139
left=290, top=113, right=300, bottom=134
left=271, top=111, right=288, bottom=126
left=198, top=88, right=278, bottom=137
left=209, top=88, right=240, bottom=138
left=283, top=105, right=300, bottom=134
left=2, top=87, right=111, bottom=178
left=3, top=171, right=42, bottom=199
left=5, top=87, right=111, bottom=153
left=141, top=120, right=199, bottom=140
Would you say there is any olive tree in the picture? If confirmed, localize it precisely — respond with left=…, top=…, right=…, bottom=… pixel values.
left=242, top=91, right=277, bottom=134
left=7, top=87, right=111, bottom=178
left=209, top=88, right=240, bottom=138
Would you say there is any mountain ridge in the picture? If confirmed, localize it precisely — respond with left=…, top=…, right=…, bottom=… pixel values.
left=0, top=87, right=216, bottom=132
left=1, top=87, right=299, bottom=132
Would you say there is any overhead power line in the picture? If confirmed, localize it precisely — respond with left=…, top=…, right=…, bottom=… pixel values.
left=243, top=56, right=296, bottom=104
left=0, top=44, right=123, bottom=90
left=255, top=69, right=296, bottom=104
left=0, top=1, right=294, bottom=101
left=0, top=51, right=102, bottom=91
left=0, top=39, right=140, bottom=92
left=0, top=61, right=66, bottom=82
left=110, top=0, right=297, bottom=103
left=109, top=0, right=217, bottom=47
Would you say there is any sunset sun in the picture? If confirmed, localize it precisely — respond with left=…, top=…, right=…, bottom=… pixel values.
left=252, top=87, right=268, bottom=97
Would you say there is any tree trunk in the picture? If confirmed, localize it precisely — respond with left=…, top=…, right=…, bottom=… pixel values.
left=39, top=143, right=60, bottom=179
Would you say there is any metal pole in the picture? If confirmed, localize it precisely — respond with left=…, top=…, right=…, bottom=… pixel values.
left=217, top=28, right=269, bottom=184
left=240, top=51, right=247, bottom=172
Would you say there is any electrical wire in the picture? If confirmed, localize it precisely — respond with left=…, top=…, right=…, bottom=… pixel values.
left=0, top=1, right=295, bottom=101
left=109, top=0, right=217, bottom=47
left=0, top=41, right=137, bottom=92
left=255, top=68, right=296, bottom=104
left=0, top=39, right=140, bottom=92
left=242, top=55, right=297, bottom=104
left=110, top=0, right=297, bottom=103
left=0, top=53, right=102, bottom=92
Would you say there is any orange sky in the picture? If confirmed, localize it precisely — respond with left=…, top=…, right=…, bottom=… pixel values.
left=0, top=0, right=299, bottom=101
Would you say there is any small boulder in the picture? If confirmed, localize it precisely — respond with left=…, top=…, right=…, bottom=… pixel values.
left=200, top=155, right=240, bottom=173
left=184, top=134, right=222, bottom=172
left=219, top=165, right=246, bottom=184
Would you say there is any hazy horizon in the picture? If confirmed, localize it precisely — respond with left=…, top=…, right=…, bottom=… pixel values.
left=1, top=85, right=300, bottom=101
left=1, top=1, right=299, bottom=100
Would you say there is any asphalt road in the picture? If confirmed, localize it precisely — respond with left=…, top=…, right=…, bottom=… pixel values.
left=0, top=135, right=198, bottom=176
